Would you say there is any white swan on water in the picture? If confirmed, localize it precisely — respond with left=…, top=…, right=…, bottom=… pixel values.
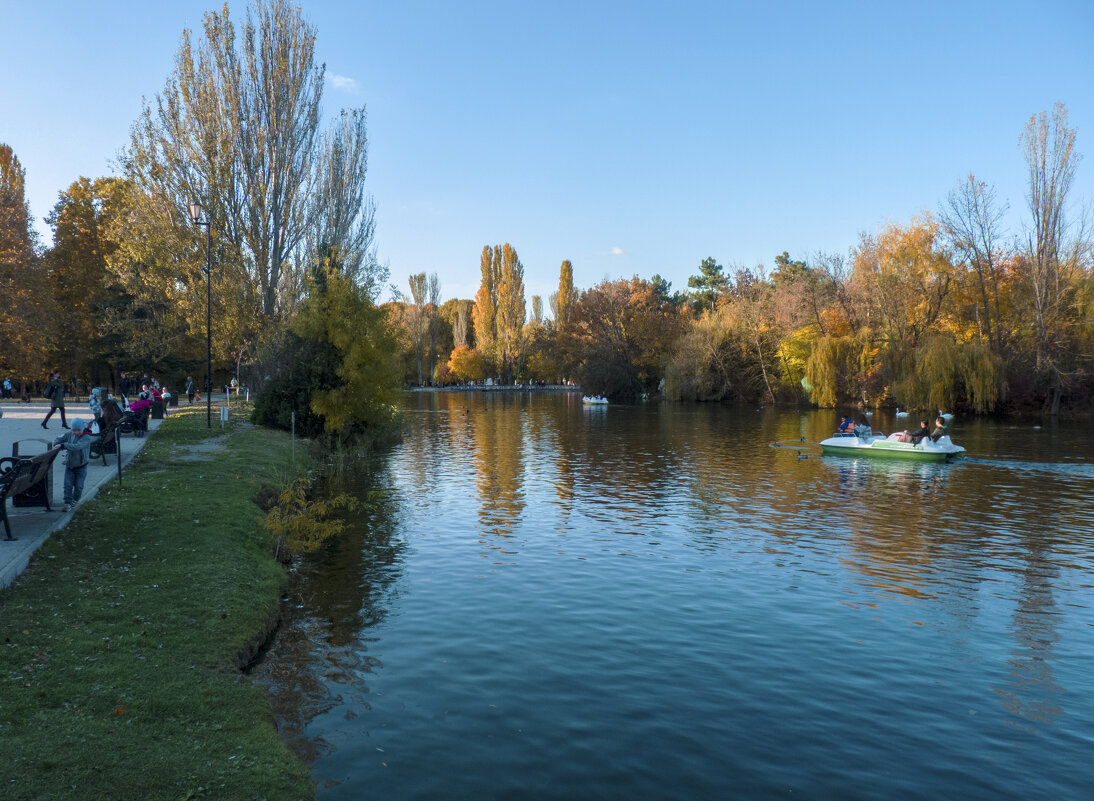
left=939, top=409, right=954, bottom=421
left=895, top=408, right=909, bottom=418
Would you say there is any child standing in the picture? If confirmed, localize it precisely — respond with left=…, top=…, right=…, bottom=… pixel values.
left=53, top=417, right=98, bottom=512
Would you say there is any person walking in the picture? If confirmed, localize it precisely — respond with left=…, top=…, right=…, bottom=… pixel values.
left=185, top=376, right=196, bottom=404
left=53, top=417, right=98, bottom=511
left=119, top=371, right=134, bottom=407
left=41, top=367, right=69, bottom=429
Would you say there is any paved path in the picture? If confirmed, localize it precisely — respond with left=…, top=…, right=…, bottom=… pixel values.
left=0, top=400, right=163, bottom=589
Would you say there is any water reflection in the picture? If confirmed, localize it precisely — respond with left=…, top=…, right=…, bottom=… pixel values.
left=256, top=395, right=1094, bottom=799
left=250, top=464, right=405, bottom=764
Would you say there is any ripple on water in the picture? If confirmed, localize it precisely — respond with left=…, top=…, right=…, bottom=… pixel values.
left=254, top=398, right=1094, bottom=800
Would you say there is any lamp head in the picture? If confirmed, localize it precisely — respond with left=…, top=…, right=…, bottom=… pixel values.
left=188, top=201, right=202, bottom=225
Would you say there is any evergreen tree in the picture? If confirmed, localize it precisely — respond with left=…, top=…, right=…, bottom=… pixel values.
left=687, top=257, right=729, bottom=312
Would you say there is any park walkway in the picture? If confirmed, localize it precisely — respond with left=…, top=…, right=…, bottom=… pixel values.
left=0, top=400, right=162, bottom=589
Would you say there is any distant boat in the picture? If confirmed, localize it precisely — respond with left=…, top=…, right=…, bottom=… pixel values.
left=582, top=395, right=609, bottom=405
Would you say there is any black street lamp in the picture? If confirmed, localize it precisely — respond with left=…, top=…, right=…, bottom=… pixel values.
left=187, top=200, right=213, bottom=428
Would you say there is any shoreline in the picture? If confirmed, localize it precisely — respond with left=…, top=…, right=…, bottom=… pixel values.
left=405, top=384, right=579, bottom=393
left=0, top=406, right=315, bottom=801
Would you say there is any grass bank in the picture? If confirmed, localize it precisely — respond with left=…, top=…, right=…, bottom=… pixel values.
left=0, top=406, right=315, bottom=801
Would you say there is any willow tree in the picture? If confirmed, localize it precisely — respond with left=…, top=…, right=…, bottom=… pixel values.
left=127, top=0, right=379, bottom=326
left=895, top=335, right=1002, bottom=414
left=803, top=334, right=874, bottom=408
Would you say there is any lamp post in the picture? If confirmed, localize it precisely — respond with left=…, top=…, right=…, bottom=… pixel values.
left=187, top=200, right=213, bottom=428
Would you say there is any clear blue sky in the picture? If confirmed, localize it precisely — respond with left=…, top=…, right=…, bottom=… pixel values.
left=3, top=1, right=1092, bottom=305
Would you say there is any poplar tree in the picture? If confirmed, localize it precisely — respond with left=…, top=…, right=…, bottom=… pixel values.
left=495, top=243, right=526, bottom=382
left=472, top=245, right=499, bottom=370
left=127, top=0, right=380, bottom=323
left=554, top=259, right=576, bottom=327
left=1020, top=102, right=1083, bottom=405
left=408, top=272, right=428, bottom=385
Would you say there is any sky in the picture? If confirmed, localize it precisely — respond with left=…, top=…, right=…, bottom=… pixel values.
left=3, top=0, right=1093, bottom=306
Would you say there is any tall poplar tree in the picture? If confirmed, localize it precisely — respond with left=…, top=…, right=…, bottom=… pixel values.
left=472, top=245, right=500, bottom=371
left=553, top=259, right=576, bottom=328
left=1020, top=102, right=1083, bottom=401
left=127, top=0, right=380, bottom=323
left=495, top=243, right=526, bottom=382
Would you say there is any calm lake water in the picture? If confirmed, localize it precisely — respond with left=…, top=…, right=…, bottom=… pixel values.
left=252, top=392, right=1094, bottom=800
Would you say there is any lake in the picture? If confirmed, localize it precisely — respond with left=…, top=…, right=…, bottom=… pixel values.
left=251, top=392, right=1094, bottom=800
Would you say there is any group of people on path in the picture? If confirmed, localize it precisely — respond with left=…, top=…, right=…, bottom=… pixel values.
left=38, top=369, right=186, bottom=432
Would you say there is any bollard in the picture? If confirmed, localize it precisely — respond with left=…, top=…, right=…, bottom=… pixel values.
left=220, top=406, right=229, bottom=428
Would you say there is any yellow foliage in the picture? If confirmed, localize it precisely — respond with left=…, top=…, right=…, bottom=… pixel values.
left=262, top=478, right=358, bottom=560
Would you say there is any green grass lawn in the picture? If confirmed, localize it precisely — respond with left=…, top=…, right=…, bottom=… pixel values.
left=0, top=406, right=315, bottom=801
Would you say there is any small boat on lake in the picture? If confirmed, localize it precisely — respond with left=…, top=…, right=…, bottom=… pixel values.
left=820, top=432, right=965, bottom=462
left=582, top=395, right=609, bottom=405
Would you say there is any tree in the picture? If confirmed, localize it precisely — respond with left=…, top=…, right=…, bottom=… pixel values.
left=552, top=259, right=577, bottom=328
left=426, top=272, right=441, bottom=382
left=852, top=218, right=953, bottom=350
left=44, top=178, right=129, bottom=384
left=1019, top=102, right=1085, bottom=407
left=687, top=256, right=728, bottom=312
left=940, top=174, right=1007, bottom=352
left=0, top=143, right=47, bottom=383
left=127, top=0, right=379, bottom=324
left=562, top=276, right=686, bottom=398
left=472, top=245, right=500, bottom=369
left=254, top=265, right=400, bottom=442
left=495, top=243, right=525, bottom=382
left=408, top=272, right=428, bottom=385
left=446, top=345, right=485, bottom=383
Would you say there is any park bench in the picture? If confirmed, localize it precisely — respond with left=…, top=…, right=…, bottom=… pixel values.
left=0, top=448, right=61, bottom=540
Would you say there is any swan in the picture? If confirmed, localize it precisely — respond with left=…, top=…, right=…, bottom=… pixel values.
left=895, top=408, right=909, bottom=418
left=939, top=410, right=954, bottom=421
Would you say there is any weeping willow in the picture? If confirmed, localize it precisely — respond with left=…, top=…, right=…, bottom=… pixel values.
left=896, top=335, right=1003, bottom=413
left=804, top=333, right=874, bottom=407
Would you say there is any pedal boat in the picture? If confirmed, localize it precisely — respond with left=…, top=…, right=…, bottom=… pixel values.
left=819, top=432, right=965, bottom=462
left=582, top=395, right=609, bottom=405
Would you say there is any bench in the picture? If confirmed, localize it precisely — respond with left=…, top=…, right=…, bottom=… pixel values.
left=0, top=449, right=61, bottom=540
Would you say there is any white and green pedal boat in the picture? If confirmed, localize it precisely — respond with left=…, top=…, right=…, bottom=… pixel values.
left=819, top=432, right=965, bottom=462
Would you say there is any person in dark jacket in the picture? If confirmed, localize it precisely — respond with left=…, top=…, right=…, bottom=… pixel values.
left=909, top=420, right=931, bottom=445
left=930, top=416, right=948, bottom=442
left=119, top=371, right=134, bottom=406
left=41, top=367, right=68, bottom=429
